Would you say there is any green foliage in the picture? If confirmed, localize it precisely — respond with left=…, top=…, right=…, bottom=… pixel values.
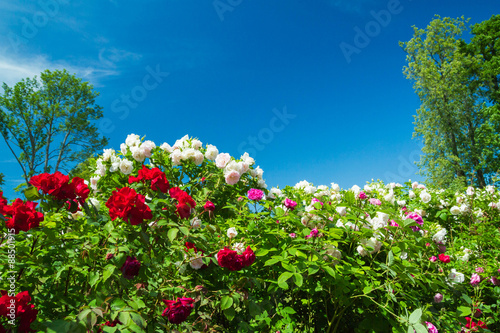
left=401, top=15, right=500, bottom=188
left=0, top=69, right=108, bottom=185
left=1, top=135, right=500, bottom=332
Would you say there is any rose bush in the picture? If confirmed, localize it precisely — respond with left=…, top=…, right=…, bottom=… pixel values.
left=0, top=134, right=499, bottom=332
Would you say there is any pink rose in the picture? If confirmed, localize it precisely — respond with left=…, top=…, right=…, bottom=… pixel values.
left=358, top=191, right=367, bottom=199
left=470, top=273, right=481, bottom=286
left=425, top=322, right=438, bottom=333
left=433, top=293, right=443, bottom=303
left=368, top=198, right=381, bottom=206
left=225, top=171, right=241, bottom=185
left=247, top=189, right=264, bottom=201
left=429, top=256, right=437, bottom=262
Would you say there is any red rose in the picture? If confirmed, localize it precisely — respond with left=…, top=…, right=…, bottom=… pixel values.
left=0, top=290, right=38, bottom=333
left=162, top=297, right=195, bottom=324
left=204, top=200, right=215, bottom=212
left=438, top=253, right=450, bottom=263
left=217, top=247, right=244, bottom=271
left=105, top=187, right=152, bottom=225
left=241, top=246, right=256, bottom=267
left=0, top=192, right=7, bottom=215
left=129, top=166, right=170, bottom=193
left=70, top=177, right=90, bottom=203
left=466, top=316, right=487, bottom=329
left=120, top=256, right=141, bottom=280
left=29, top=171, right=69, bottom=198
left=169, top=187, right=196, bottom=219
left=3, top=199, right=44, bottom=234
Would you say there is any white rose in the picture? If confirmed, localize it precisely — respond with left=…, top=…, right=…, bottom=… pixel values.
left=189, top=254, right=205, bottom=270
left=336, top=206, right=347, bottom=216
left=384, top=190, right=394, bottom=203
left=125, top=134, right=141, bottom=147
left=304, top=185, right=316, bottom=195
left=227, top=227, right=238, bottom=238
left=240, top=152, right=255, bottom=166
left=88, top=198, right=100, bottom=210
left=295, top=180, right=310, bottom=189
left=257, top=179, right=267, bottom=189
left=335, top=219, right=344, bottom=228
left=253, top=166, right=264, bottom=179
left=90, top=176, right=100, bottom=191
left=102, top=148, right=115, bottom=161
left=205, top=144, right=219, bottom=161
left=160, top=142, right=173, bottom=153
left=409, top=190, right=416, bottom=199
left=173, top=135, right=189, bottom=149
left=119, top=159, right=134, bottom=175
left=397, top=200, right=406, bottom=206
left=215, top=153, right=231, bottom=168
left=120, top=143, right=128, bottom=155
left=181, top=147, right=196, bottom=161
left=450, top=206, right=461, bottom=215
left=448, top=268, right=465, bottom=284
left=268, top=187, right=282, bottom=199
left=225, top=160, right=243, bottom=175
left=130, top=146, right=146, bottom=162
left=420, top=191, right=431, bottom=203
left=466, top=186, right=475, bottom=196
left=193, top=151, right=204, bottom=165
left=331, top=183, right=340, bottom=192
left=485, top=185, right=495, bottom=194
left=190, top=217, right=201, bottom=229
left=140, top=140, right=156, bottom=157
left=191, top=139, right=202, bottom=150
left=411, top=181, right=419, bottom=189
left=432, top=228, right=447, bottom=244
left=238, top=161, right=249, bottom=174
left=171, top=150, right=183, bottom=166
left=351, top=185, right=361, bottom=195
left=376, top=212, right=389, bottom=223
left=225, top=171, right=240, bottom=185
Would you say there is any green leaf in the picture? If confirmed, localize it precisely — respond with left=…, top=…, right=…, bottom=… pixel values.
left=264, top=258, right=281, bottom=266
left=278, top=272, right=294, bottom=285
left=293, top=273, right=303, bottom=287
left=387, top=250, right=394, bottom=266
left=24, top=186, right=41, bottom=201
left=102, top=265, right=115, bottom=283
left=457, top=306, right=471, bottom=316
left=220, top=295, right=233, bottom=310
left=413, top=323, right=428, bottom=333
left=323, top=266, right=336, bottom=278
left=461, top=294, right=472, bottom=304
left=179, top=226, right=189, bottom=235
left=223, top=307, right=235, bottom=321
left=168, top=228, right=178, bottom=242
left=89, top=271, right=100, bottom=287
left=409, top=308, right=422, bottom=324
left=282, top=307, right=296, bottom=314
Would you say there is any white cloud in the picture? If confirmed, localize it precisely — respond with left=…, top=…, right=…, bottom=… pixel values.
left=0, top=54, right=120, bottom=88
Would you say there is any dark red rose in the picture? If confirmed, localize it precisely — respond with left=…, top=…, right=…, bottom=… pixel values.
left=241, top=246, right=256, bottom=267
left=169, top=187, right=196, bottom=219
left=129, top=165, right=170, bottom=193
left=105, top=187, right=152, bottom=225
left=204, top=200, right=215, bottom=212
left=0, top=290, right=38, bottom=333
left=217, top=247, right=244, bottom=271
left=120, top=256, right=141, bottom=280
left=29, top=171, right=69, bottom=198
left=3, top=199, right=44, bottom=234
left=96, top=318, right=122, bottom=332
left=438, top=253, right=450, bottom=263
left=70, top=177, right=90, bottom=203
left=161, top=297, right=195, bottom=324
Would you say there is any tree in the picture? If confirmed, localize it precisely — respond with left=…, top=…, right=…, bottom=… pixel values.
left=400, top=16, right=500, bottom=188
left=0, top=69, right=108, bottom=186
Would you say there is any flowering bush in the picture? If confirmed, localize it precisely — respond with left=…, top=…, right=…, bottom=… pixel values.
left=0, top=134, right=499, bottom=332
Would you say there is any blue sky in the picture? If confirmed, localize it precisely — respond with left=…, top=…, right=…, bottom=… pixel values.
left=0, top=0, right=498, bottom=199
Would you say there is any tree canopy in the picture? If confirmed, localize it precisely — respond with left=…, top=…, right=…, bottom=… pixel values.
left=0, top=69, right=108, bottom=187
left=401, top=15, right=500, bottom=188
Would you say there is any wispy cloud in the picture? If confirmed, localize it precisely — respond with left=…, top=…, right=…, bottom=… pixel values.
left=0, top=54, right=120, bottom=88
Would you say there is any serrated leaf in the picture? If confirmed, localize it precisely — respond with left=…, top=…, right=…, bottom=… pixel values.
left=413, top=323, right=428, bottom=333
left=102, top=265, right=115, bottom=283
